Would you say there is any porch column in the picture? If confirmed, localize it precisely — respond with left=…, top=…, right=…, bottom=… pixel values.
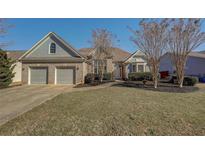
left=144, top=64, right=146, bottom=72
left=122, top=64, right=128, bottom=79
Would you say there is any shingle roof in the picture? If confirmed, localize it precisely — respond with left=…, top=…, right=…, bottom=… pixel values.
left=189, top=52, right=205, bottom=59
left=6, top=50, right=26, bottom=60
left=78, top=47, right=131, bottom=62
left=199, top=50, right=205, bottom=54
left=164, top=51, right=205, bottom=59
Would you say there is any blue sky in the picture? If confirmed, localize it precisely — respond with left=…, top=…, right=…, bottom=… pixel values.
left=2, top=18, right=205, bottom=53
left=2, top=18, right=140, bottom=53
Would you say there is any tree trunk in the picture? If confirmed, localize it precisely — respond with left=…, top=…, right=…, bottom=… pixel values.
left=154, top=79, right=157, bottom=89
left=179, top=82, right=183, bottom=88
left=178, top=76, right=184, bottom=88
left=99, top=65, right=104, bottom=83
left=100, top=74, right=103, bottom=83
left=176, top=61, right=185, bottom=88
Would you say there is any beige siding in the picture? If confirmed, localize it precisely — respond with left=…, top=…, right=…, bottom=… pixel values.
left=12, top=61, right=22, bottom=83
left=106, top=59, right=113, bottom=73
left=82, top=62, right=87, bottom=83
left=145, top=65, right=150, bottom=72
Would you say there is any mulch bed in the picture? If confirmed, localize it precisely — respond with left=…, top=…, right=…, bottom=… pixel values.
left=113, top=81, right=199, bottom=93
left=74, top=81, right=114, bottom=88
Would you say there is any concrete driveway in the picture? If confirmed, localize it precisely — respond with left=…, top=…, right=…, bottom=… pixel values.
left=0, top=85, right=73, bottom=126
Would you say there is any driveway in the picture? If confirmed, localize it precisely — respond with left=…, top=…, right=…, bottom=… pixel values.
left=0, top=85, right=73, bottom=126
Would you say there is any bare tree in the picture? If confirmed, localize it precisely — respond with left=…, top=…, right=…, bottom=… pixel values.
left=167, top=19, right=205, bottom=88
left=91, top=29, right=114, bottom=82
left=130, top=19, right=169, bottom=88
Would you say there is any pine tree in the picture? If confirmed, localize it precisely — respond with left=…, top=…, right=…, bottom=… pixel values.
left=0, top=49, right=15, bottom=88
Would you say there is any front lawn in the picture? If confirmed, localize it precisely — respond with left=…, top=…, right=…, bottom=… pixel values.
left=0, top=86, right=205, bottom=135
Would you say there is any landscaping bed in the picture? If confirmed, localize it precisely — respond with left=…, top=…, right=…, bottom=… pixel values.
left=114, top=81, right=199, bottom=93
left=74, top=80, right=115, bottom=88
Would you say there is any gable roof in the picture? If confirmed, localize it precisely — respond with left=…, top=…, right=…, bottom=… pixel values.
left=124, top=50, right=146, bottom=63
left=19, top=32, right=83, bottom=60
left=6, top=50, right=26, bottom=60
left=79, top=47, right=131, bottom=62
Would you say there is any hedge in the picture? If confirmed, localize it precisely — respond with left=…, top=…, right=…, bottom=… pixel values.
left=128, top=72, right=152, bottom=81
left=183, top=76, right=198, bottom=86
left=170, top=76, right=198, bottom=86
left=84, top=73, right=113, bottom=83
left=84, top=73, right=95, bottom=83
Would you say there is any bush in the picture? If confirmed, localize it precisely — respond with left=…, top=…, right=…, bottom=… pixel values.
left=0, top=50, right=15, bottom=88
left=183, top=76, right=198, bottom=86
left=103, top=73, right=113, bottom=80
left=84, top=73, right=113, bottom=83
left=170, top=75, right=198, bottom=86
left=84, top=73, right=95, bottom=83
left=128, top=72, right=152, bottom=81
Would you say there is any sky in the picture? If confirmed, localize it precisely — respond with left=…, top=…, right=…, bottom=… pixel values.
left=1, top=18, right=141, bottom=53
left=2, top=18, right=205, bottom=53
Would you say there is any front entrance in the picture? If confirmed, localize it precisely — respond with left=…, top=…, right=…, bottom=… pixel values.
left=114, top=64, right=122, bottom=79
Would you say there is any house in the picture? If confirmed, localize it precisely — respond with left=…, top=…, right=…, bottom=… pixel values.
left=123, top=50, right=150, bottom=78
left=18, top=32, right=131, bottom=85
left=6, top=51, right=25, bottom=83
left=19, top=32, right=85, bottom=85
left=160, top=52, right=205, bottom=77
left=79, top=47, right=131, bottom=79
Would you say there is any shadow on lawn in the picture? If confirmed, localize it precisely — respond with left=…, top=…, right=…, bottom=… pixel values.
left=112, top=81, right=199, bottom=93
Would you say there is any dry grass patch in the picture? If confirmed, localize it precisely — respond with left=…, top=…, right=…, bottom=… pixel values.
left=0, top=86, right=205, bottom=135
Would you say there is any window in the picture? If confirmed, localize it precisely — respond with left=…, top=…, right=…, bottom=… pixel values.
left=132, top=64, right=136, bottom=72
left=138, top=65, right=144, bottom=72
left=93, top=60, right=107, bottom=74
left=104, top=66, right=107, bottom=73
left=49, top=43, right=56, bottom=54
left=94, top=60, right=98, bottom=74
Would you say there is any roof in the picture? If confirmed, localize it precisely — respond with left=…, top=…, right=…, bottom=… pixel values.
left=199, top=50, right=205, bottom=54
left=6, top=50, right=26, bottom=60
left=124, top=50, right=146, bottom=63
left=20, top=32, right=83, bottom=60
left=78, top=47, right=131, bottom=62
left=163, top=51, right=205, bottom=59
left=21, top=57, right=84, bottom=63
left=189, top=52, right=205, bottom=59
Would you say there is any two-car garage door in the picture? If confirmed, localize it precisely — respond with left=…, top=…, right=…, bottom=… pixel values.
left=30, top=67, right=74, bottom=85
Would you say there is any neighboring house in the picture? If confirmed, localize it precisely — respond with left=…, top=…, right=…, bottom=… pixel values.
left=19, top=32, right=85, bottom=85
left=160, top=52, right=205, bottom=77
left=6, top=51, right=25, bottom=83
left=199, top=50, right=205, bottom=54
left=79, top=47, right=131, bottom=79
left=123, top=50, right=150, bottom=78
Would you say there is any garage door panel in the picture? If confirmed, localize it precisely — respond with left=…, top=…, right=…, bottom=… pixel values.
left=56, top=68, right=74, bottom=84
left=30, top=68, right=48, bottom=84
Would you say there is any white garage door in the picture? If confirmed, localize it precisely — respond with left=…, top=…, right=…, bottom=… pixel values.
left=56, top=68, right=74, bottom=84
left=30, top=67, right=48, bottom=84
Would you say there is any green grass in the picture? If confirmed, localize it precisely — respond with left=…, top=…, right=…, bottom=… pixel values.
left=0, top=86, right=205, bottom=135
